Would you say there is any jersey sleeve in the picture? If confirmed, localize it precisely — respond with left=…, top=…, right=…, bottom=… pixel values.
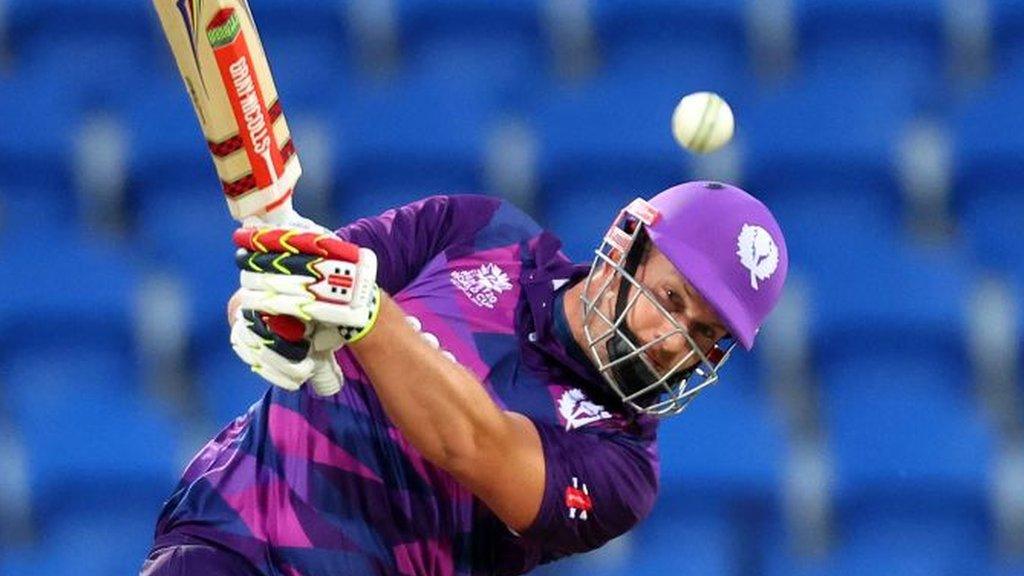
left=517, top=421, right=659, bottom=559
left=334, top=195, right=502, bottom=294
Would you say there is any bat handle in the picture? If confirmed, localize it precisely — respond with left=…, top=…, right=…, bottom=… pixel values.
left=247, top=195, right=328, bottom=235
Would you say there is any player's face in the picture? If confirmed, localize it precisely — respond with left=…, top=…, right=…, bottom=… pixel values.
left=584, top=243, right=728, bottom=376
left=626, top=246, right=729, bottom=373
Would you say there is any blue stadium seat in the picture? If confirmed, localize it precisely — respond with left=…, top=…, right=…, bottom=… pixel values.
left=717, top=345, right=761, bottom=392
left=590, top=0, right=748, bottom=79
left=262, top=44, right=353, bottom=116
left=0, top=183, right=74, bottom=243
left=743, top=72, right=918, bottom=211
left=8, top=0, right=155, bottom=110
left=0, top=74, right=75, bottom=192
left=395, top=0, right=545, bottom=93
left=808, top=242, right=972, bottom=364
left=960, top=186, right=1024, bottom=279
left=1, top=505, right=160, bottom=576
left=196, top=348, right=268, bottom=428
left=742, top=72, right=919, bottom=288
left=993, top=1, right=1024, bottom=72
left=952, top=72, right=1024, bottom=276
left=252, top=0, right=351, bottom=60
left=126, top=80, right=221, bottom=196
left=757, top=181, right=900, bottom=286
left=0, top=347, right=180, bottom=523
left=822, top=348, right=993, bottom=504
left=794, top=0, right=943, bottom=100
left=24, top=36, right=145, bottom=112
left=952, top=71, right=1024, bottom=191
left=328, top=75, right=494, bottom=222
left=533, top=502, right=743, bottom=576
left=627, top=507, right=742, bottom=576
left=6, top=0, right=153, bottom=60
left=764, top=502, right=990, bottom=576
left=132, top=183, right=239, bottom=348
left=658, top=352, right=784, bottom=503
left=0, top=232, right=139, bottom=356
left=541, top=184, right=635, bottom=265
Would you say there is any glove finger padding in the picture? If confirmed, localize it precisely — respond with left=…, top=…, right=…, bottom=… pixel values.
left=230, top=311, right=343, bottom=396
left=230, top=313, right=316, bottom=391
left=233, top=227, right=360, bottom=261
left=241, top=309, right=310, bottom=360
left=235, top=286, right=313, bottom=320
left=236, top=250, right=378, bottom=310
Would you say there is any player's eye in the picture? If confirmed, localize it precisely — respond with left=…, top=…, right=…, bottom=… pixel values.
left=662, top=289, right=680, bottom=310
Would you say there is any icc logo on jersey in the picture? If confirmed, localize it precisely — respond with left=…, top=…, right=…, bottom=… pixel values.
left=450, top=263, right=514, bottom=309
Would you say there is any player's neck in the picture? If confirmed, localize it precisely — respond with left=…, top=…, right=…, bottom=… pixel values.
left=560, top=281, right=592, bottom=367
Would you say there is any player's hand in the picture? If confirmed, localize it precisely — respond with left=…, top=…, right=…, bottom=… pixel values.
left=229, top=308, right=344, bottom=395
left=232, top=226, right=382, bottom=345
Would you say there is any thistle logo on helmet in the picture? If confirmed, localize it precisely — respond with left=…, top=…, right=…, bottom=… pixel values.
left=736, top=224, right=780, bottom=291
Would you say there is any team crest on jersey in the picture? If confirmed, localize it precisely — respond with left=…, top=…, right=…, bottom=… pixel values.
left=450, top=263, right=513, bottom=309
left=565, top=477, right=592, bottom=520
left=736, top=224, right=780, bottom=291
left=558, top=388, right=612, bottom=431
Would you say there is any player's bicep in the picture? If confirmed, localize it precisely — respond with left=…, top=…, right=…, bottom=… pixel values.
left=453, top=411, right=546, bottom=533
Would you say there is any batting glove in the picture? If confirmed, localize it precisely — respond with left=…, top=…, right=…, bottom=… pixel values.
left=230, top=308, right=345, bottom=395
left=232, top=226, right=382, bottom=344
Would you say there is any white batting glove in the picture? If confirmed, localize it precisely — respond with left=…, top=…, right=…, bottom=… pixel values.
left=229, top=308, right=344, bottom=395
left=233, top=227, right=382, bottom=344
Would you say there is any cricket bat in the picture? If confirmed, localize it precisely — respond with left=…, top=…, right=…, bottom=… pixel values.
left=152, top=0, right=300, bottom=225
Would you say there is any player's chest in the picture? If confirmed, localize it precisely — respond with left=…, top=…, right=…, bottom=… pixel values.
left=393, top=249, right=525, bottom=383
left=392, top=252, right=614, bottom=429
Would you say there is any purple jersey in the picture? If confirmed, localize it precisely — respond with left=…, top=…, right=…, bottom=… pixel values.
left=154, top=196, right=660, bottom=575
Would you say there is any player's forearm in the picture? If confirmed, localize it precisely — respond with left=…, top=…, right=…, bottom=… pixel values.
left=348, top=294, right=514, bottom=473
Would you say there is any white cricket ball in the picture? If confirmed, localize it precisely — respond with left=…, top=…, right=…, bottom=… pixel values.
left=672, top=91, right=735, bottom=154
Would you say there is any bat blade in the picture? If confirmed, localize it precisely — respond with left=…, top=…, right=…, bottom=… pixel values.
left=152, top=0, right=300, bottom=224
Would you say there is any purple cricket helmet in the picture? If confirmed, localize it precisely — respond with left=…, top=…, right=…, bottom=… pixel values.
left=646, top=181, right=788, bottom=350
left=578, top=180, right=788, bottom=417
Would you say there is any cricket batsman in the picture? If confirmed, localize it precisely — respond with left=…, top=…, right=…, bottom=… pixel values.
left=140, top=180, right=788, bottom=575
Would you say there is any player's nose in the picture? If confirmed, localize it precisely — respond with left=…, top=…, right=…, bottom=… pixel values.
left=651, top=329, right=694, bottom=370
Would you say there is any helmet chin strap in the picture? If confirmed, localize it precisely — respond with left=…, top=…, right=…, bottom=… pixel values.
left=605, top=233, right=673, bottom=403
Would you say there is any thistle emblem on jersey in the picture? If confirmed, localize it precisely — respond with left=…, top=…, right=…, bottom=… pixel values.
left=450, top=263, right=513, bottom=309
left=558, top=388, right=611, bottom=431
left=736, top=224, right=780, bottom=291
left=565, top=477, right=592, bottom=520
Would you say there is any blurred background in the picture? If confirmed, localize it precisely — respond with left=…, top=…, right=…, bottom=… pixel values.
left=0, top=0, right=1023, bottom=574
